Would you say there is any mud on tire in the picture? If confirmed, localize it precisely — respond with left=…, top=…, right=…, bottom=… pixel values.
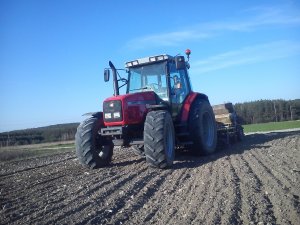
left=75, top=114, right=113, bottom=169
left=189, top=99, right=217, bottom=155
left=144, top=110, right=175, bottom=168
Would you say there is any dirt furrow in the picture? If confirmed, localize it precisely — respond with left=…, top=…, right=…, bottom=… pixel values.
left=173, top=163, right=215, bottom=225
left=126, top=166, right=191, bottom=224
left=250, top=150, right=299, bottom=198
left=36, top=159, right=149, bottom=224
left=231, top=152, right=278, bottom=224
left=217, top=156, right=243, bottom=225
left=1, top=152, right=146, bottom=225
left=254, top=149, right=299, bottom=191
left=269, top=133, right=300, bottom=167
left=256, top=135, right=300, bottom=183
left=104, top=169, right=175, bottom=225
left=1, top=131, right=299, bottom=225
left=0, top=153, right=76, bottom=177
left=156, top=163, right=213, bottom=224
left=243, top=150, right=300, bottom=225
left=0, top=168, right=74, bottom=215
left=70, top=168, right=172, bottom=225
left=190, top=159, right=224, bottom=224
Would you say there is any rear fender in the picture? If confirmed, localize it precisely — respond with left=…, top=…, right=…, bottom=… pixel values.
left=180, top=92, right=208, bottom=122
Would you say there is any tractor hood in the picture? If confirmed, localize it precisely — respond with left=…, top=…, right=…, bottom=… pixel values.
left=103, top=91, right=157, bottom=126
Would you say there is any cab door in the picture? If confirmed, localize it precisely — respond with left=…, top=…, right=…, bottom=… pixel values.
left=168, top=62, right=190, bottom=120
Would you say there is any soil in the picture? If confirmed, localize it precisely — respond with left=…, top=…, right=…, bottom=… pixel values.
left=0, top=130, right=299, bottom=225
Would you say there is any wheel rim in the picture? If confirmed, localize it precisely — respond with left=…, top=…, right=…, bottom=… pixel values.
left=202, top=111, right=215, bottom=147
left=166, top=124, right=174, bottom=161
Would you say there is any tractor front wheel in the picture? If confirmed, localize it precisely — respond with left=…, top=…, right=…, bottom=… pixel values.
left=144, top=110, right=175, bottom=168
left=75, top=115, right=113, bottom=169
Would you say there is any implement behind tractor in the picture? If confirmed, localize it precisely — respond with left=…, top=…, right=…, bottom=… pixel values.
left=213, top=103, right=244, bottom=145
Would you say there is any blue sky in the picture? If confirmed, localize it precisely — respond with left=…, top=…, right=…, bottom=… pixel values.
left=1, top=0, right=300, bottom=132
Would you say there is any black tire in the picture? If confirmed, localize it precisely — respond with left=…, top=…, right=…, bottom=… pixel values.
left=131, top=145, right=145, bottom=158
left=144, top=110, right=175, bottom=168
left=189, top=99, right=217, bottom=155
left=75, top=115, right=113, bottom=169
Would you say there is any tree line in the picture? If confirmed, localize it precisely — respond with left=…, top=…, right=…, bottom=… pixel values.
left=234, top=99, right=300, bottom=124
left=0, top=123, right=79, bottom=147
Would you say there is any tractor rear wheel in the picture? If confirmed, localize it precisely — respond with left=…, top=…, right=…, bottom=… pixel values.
left=189, top=99, right=217, bottom=155
left=144, top=110, right=175, bottom=168
left=75, top=115, right=113, bottom=169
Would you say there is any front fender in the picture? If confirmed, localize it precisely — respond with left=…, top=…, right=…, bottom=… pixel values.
left=82, top=112, right=103, bottom=118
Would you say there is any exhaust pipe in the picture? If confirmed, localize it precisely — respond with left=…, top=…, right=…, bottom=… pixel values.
left=109, top=61, right=119, bottom=96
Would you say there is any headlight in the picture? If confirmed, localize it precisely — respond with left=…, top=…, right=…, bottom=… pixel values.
left=113, top=112, right=121, bottom=118
left=104, top=113, right=112, bottom=119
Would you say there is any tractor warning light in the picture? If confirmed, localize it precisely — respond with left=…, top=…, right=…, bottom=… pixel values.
left=185, top=49, right=191, bottom=61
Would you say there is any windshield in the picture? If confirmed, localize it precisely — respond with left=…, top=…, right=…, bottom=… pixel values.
left=127, top=62, right=168, bottom=101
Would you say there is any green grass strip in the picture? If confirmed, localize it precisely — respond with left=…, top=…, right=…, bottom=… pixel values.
left=243, top=120, right=300, bottom=133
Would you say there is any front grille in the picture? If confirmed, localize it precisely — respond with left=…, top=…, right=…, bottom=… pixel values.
left=103, top=100, right=123, bottom=122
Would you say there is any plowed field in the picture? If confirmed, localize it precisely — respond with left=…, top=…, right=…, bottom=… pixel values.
left=1, top=130, right=299, bottom=225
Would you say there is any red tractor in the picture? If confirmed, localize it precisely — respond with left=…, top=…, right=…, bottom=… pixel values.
left=75, top=50, right=217, bottom=169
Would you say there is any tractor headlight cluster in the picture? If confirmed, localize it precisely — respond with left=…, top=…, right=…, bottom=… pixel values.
left=103, top=100, right=122, bottom=122
left=104, top=112, right=120, bottom=119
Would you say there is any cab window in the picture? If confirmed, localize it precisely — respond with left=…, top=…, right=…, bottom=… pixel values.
left=169, top=62, right=189, bottom=104
left=128, top=62, right=168, bottom=101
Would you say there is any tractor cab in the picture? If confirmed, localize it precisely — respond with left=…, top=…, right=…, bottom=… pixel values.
left=126, top=55, right=191, bottom=105
left=105, top=52, right=192, bottom=120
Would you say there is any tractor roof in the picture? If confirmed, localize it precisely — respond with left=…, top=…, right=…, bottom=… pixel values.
left=125, top=54, right=174, bottom=68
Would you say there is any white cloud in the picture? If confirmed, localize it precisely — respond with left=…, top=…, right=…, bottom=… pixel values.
left=125, top=5, right=300, bottom=49
left=242, top=5, right=300, bottom=26
left=191, top=40, right=300, bottom=74
left=126, top=30, right=211, bottom=49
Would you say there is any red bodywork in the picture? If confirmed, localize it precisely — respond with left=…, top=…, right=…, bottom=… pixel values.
left=180, top=92, right=209, bottom=122
left=103, top=91, right=156, bottom=127
left=180, top=92, right=198, bottom=122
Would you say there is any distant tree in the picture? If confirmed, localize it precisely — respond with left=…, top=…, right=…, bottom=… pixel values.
left=234, top=99, right=300, bottom=125
left=0, top=123, right=79, bottom=147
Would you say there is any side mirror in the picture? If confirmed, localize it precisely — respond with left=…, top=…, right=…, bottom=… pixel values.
left=175, top=56, right=186, bottom=70
left=104, top=69, right=110, bottom=82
